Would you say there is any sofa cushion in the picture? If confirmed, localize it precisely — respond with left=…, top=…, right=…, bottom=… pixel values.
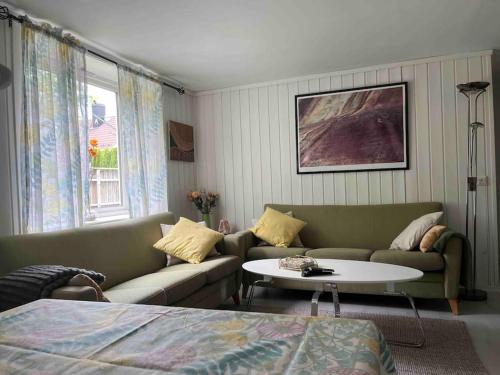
left=370, top=249, right=444, bottom=271
left=105, top=268, right=207, bottom=305
left=158, top=255, right=241, bottom=284
left=103, top=287, right=166, bottom=305
left=247, top=246, right=309, bottom=261
left=305, top=248, right=374, bottom=261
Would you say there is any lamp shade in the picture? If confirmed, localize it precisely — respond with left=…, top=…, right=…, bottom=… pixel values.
left=0, top=64, right=12, bottom=89
left=456, top=81, right=489, bottom=93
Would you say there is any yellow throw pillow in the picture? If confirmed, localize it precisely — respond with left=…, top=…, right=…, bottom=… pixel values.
left=420, top=225, right=447, bottom=252
left=153, top=217, right=224, bottom=264
left=252, top=211, right=305, bottom=247
left=250, top=207, right=306, bottom=248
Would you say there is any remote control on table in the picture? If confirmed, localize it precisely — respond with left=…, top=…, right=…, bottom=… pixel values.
left=301, top=266, right=335, bottom=277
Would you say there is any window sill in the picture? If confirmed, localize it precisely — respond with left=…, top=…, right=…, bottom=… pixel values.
left=84, top=214, right=130, bottom=226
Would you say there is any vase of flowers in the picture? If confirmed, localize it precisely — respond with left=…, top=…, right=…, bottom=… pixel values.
left=187, top=190, right=219, bottom=228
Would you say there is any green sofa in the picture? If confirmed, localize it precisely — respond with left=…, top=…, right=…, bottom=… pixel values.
left=0, top=213, right=242, bottom=309
left=233, top=202, right=463, bottom=314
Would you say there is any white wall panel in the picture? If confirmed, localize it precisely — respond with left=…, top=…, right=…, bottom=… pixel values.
left=249, top=88, right=263, bottom=218
left=164, top=89, right=197, bottom=221
left=288, top=83, right=302, bottom=206
left=441, top=60, right=460, bottom=233
left=194, top=51, right=498, bottom=288
left=278, top=83, right=292, bottom=206
left=402, top=65, right=419, bottom=203
left=239, top=89, right=254, bottom=228
left=415, top=63, right=432, bottom=202
left=230, top=90, right=244, bottom=231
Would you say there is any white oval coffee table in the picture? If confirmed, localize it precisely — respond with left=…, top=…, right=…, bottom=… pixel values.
left=243, top=258, right=425, bottom=347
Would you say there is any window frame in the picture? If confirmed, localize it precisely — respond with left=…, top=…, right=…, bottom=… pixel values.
left=85, top=73, right=129, bottom=223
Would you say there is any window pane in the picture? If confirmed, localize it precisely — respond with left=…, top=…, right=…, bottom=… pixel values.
left=87, top=84, right=122, bottom=214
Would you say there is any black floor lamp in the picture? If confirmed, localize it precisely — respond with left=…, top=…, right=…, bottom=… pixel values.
left=456, top=81, right=489, bottom=301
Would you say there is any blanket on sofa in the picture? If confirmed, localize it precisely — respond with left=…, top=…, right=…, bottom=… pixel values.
left=431, top=230, right=472, bottom=290
left=0, top=299, right=396, bottom=375
left=0, top=265, right=105, bottom=311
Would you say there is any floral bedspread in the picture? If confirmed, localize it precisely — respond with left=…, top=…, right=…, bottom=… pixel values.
left=0, top=299, right=396, bottom=375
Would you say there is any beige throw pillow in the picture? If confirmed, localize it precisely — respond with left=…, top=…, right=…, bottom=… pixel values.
left=420, top=225, right=447, bottom=252
left=160, top=222, right=219, bottom=266
left=68, top=274, right=109, bottom=302
left=390, top=211, right=443, bottom=251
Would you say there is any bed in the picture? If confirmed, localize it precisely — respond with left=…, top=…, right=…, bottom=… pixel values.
left=0, top=299, right=396, bottom=374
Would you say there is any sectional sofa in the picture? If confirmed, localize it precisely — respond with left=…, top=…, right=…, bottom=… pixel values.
left=0, top=213, right=242, bottom=308
left=233, top=202, right=465, bottom=314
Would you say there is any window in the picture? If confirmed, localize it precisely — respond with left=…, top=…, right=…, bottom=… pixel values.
left=85, top=56, right=128, bottom=223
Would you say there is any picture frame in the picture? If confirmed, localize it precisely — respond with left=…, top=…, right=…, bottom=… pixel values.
left=169, top=120, right=195, bottom=162
left=295, top=82, right=408, bottom=174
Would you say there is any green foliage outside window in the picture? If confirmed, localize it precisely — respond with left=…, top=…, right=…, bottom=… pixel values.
left=92, top=147, right=118, bottom=168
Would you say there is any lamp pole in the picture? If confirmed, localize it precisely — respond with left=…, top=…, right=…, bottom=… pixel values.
left=456, top=81, right=489, bottom=301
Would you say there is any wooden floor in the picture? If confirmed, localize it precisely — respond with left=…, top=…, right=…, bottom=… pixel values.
left=227, top=287, right=500, bottom=374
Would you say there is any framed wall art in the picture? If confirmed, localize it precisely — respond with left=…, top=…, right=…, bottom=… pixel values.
left=295, top=82, right=408, bottom=173
left=169, top=120, right=194, bottom=162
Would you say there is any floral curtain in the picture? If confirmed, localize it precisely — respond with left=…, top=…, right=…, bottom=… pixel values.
left=118, top=67, right=168, bottom=217
left=21, top=22, right=88, bottom=233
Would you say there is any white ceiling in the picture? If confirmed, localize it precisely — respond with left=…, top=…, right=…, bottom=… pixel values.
left=6, top=0, right=500, bottom=91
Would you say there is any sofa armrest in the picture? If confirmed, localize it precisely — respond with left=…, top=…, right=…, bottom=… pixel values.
left=50, top=285, right=99, bottom=302
left=442, top=237, right=462, bottom=299
left=223, top=230, right=255, bottom=260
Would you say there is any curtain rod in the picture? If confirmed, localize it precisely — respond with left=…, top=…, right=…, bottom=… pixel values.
left=87, top=50, right=185, bottom=95
left=0, top=5, right=185, bottom=95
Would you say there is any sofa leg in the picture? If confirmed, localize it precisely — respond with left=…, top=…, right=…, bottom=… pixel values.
left=242, top=285, right=249, bottom=299
left=232, top=292, right=240, bottom=305
left=448, top=298, right=459, bottom=315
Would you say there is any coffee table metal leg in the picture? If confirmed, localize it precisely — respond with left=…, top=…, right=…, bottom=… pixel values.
left=311, top=290, right=322, bottom=316
left=246, top=279, right=273, bottom=311
left=311, top=283, right=340, bottom=317
left=383, top=290, right=425, bottom=348
left=392, top=291, right=425, bottom=348
left=326, top=283, right=341, bottom=318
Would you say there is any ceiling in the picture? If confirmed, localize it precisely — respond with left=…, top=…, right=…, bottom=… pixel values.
left=5, top=0, right=500, bottom=91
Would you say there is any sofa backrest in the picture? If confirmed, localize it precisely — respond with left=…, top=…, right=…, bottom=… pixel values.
left=266, top=203, right=443, bottom=250
left=0, top=212, right=175, bottom=289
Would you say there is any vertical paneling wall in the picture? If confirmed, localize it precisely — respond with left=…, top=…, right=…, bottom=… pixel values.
left=0, top=20, right=21, bottom=236
left=164, top=88, right=197, bottom=220
left=194, top=51, right=498, bottom=289
left=0, top=20, right=14, bottom=236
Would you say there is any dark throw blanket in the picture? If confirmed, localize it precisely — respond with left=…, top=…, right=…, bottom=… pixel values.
left=0, top=265, right=105, bottom=311
left=431, top=229, right=473, bottom=290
